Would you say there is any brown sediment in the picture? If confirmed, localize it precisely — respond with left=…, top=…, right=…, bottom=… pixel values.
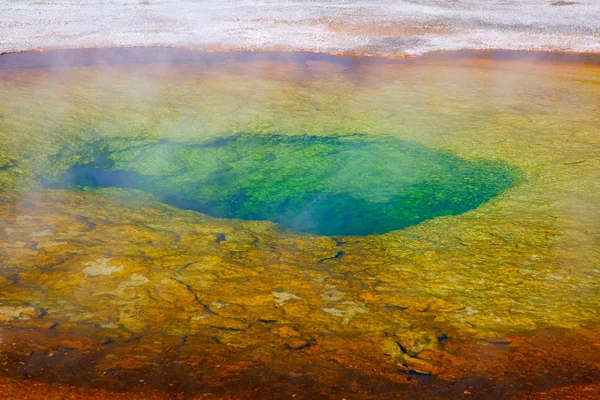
left=325, top=20, right=454, bottom=38
left=551, top=1, right=581, bottom=6
left=2, top=321, right=600, bottom=398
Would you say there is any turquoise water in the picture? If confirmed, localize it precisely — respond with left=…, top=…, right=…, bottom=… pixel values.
left=50, top=134, right=522, bottom=236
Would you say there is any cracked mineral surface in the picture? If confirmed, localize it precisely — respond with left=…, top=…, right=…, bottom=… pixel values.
left=0, top=50, right=599, bottom=398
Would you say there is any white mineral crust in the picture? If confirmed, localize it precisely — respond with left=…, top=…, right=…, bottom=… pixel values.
left=1, top=1, right=599, bottom=55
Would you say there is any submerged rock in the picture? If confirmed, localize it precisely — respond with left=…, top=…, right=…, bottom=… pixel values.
left=82, top=258, right=124, bottom=277
left=273, top=291, right=301, bottom=305
left=0, top=306, right=38, bottom=321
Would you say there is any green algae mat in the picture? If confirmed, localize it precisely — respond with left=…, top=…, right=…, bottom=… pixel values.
left=0, top=50, right=599, bottom=398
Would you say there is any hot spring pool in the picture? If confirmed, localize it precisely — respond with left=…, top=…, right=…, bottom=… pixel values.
left=0, top=49, right=599, bottom=398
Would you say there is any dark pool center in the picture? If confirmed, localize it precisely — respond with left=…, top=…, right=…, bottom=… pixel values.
left=48, top=134, right=523, bottom=236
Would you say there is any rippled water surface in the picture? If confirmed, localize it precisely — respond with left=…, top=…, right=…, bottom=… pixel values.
left=0, top=49, right=599, bottom=399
